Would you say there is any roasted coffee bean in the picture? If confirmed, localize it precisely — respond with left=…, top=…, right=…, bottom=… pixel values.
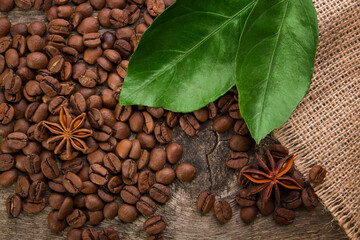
left=97, top=187, right=114, bottom=203
left=102, top=153, right=121, bottom=175
left=126, top=4, right=140, bottom=24
left=23, top=197, right=46, bottom=213
left=137, top=149, right=150, bottom=170
left=75, top=3, right=93, bottom=18
left=0, top=103, right=15, bottom=124
left=149, top=183, right=170, bottom=204
left=0, top=18, right=11, bottom=37
left=85, top=194, right=104, bottom=211
left=214, top=200, right=232, bottom=223
left=273, top=208, right=295, bottom=225
left=26, top=52, right=48, bottom=69
left=281, top=190, right=302, bottom=209
left=240, top=206, right=258, bottom=224
left=120, top=185, right=140, bottom=204
left=226, top=152, right=249, bottom=169
left=23, top=80, right=42, bottom=102
left=176, top=163, right=196, bottom=181
left=234, top=119, right=249, bottom=135
left=61, top=158, right=83, bottom=174
left=122, top=159, right=137, bottom=179
left=83, top=32, right=102, bottom=48
left=0, top=0, right=14, bottom=12
left=104, top=201, right=119, bottom=219
left=4, top=74, right=21, bottom=94
left=40, top=155, right=59, bottom=179
left=138, top=170, right=154, bottom=193
left=79, top=69, right=98, bottom=88
left=15, top=0, right=33, bottom=9
left=235, top=188, right=256, bottom=207
left=143, top=215, right=167, bottom=235
left=87, top=108, right=104, bottom=129
left=229, top=135, right=252, bottom=152
left=25, top=102, right=49, bottom=123
left=107, top=176, right=124, bottom=194
left=48, top=96, right=68, bottom=115
left=136, top=132, right=156, bottom=150
left=24, top=154, right=41, bottom=174
left=81, top=181, right=98, bottom=194
left=309, top=165, right=326, bottom=183
left=112, top=122, right=130, bottom=140
left=73, top=194, right=86, bottom=209
left=146, top=0, right=165, bottom=17
left=93, top=125, right=112, bottom=142
left=145, top=107, right=164, bottom=118
left=99, top=227, right=119, bottom=240
left=206, top=103, right=218, bottom=119
left=87, top=95, right=103, bottom=109
left=101, top=88, right=117, bottom=108
left=61, top=46, right=79, bottom=64
left=29, top=180, right=46, bottom=201
left=0, top=37, right=11, bottom=54
left=129, top=111, right=144, bottom=133
left=70, top=92, right=87, bottom=114
left=89, top=164, right=109, bottom=185
left=136, top=196, right=157, bottom=216
left=49, top=193, right=65, bottom=210
left=28, top=21, right=46, bottom=36
left=40, top=76, right=61, bottom=97
left=114, top=39, right=132, bottom=57
left=68, top=229, right=83, bottom=240
left=155, top=167, right=175, bottom=185
left=58, top=197, right=74, bottom=220
left=84, top=47, right=103, bottom=65
left=5, top=48, right=19, bottom=69
left=291, top=170, right=305, bottom=188
left=27, top=35, right=46, bottom=53
left=149, top=148, right=166, bottom=171
left=66, top=209, right=87, bottom=228
left=143, top=10, right=153, bottom=26
left=87, top=149, right=106, bottom=165
left=213, top=115, right=234, bottom=132
left=154, top=122, right=172, bottom=144
left=115, top=139, right=132, bottom=159
left=0, top=154, right=14, bottom=171
left=67, top=35, right=84, bottom=53
left=301, top=187, right=318, bottom=209
left=82, top=228, right=99, bottom=240
left=179, top=114, right=200, bottom=136
left=197, top=191, right=215, bottom=214
left=109, top=9, right=129, bottom=28
left=165, top=112, right=180, bottom=128
left=88, top=210, right=104, bottom=225
left=6, top=194, right=22, bottom=217
left=34, top=0, right=51, bottom=11
left=118, top=203, right=138, bottom=223
left=63, top=172, right=83, bottom=194
left=218, top=94, right=234, bottom=113
left=193, top=108, right=209, bottom=122
left=256, top=197, right=275, bottom=216
left=77, top=17, right=99, bottom=35
left=165, top=142, right=183, bottom=165
left=15, top=176, right=30, bottom=198
left=48, top=211, right=67, bottom=233
left=268, top=144, right=289, bottom=160
left=47, top=55, right=64, bottom=74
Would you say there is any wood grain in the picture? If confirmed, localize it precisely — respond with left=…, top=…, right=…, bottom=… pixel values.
left=0, top=7, right=349, bottom=240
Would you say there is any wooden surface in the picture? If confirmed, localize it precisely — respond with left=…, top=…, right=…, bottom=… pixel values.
left=0, top=7, right=350, bottom=240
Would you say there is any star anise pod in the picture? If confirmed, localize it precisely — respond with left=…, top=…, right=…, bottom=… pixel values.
left=242, top=150, right=302, bottom=203
left=42, top=106, right=93, bottom=158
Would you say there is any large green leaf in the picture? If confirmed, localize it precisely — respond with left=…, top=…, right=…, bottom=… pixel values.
left=120, top=0, right=257, bottom=112
left=235, top=0, right=318, bottom=143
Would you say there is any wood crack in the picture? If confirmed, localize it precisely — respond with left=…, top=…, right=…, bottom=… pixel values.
left=205, top=130, right=219, bottom=191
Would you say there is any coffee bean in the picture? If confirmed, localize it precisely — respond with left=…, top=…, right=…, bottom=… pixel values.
left=149, top=183, right=170, bottom=204
left=89, top=164, right=110, bottom=185
left=146, top=0, right=165, bottom=17
left=143, top=10, right=153, bottom=26
left=81, top=181, right=98, bottom=194
left=82, top=228, right=99, bottom=240
left=0, top=154, right=14, bottom=171
left=118, top=203, right=138, bottom=223
left=99, top=227, right=120, bottom=240
left=0, top=0, right=14, bottom=12
left=226, top=152, right=249, bottom=169
left=235, top=188, right=256, bottom=207
left=25, top=102, right=49, bottom=123
left=63, top=172, right=83, bottom=194
left=5, top=48, right=19, bottom=69
left=229, top=135, right=252, bottom=152
left=149, top=148, right=166, bottom=171
left=29, top=180, right=46, bottom=201
left=165, top=111, right=180, bottom=127
left=218, top=94, right=234, bottom=113
left=214, top=200, right=232, bottom=223
left=26, top=52, right=48, bottom=69
left=179, top=114, right=200, bottom=136
left=88, top=210, right=104, bottom=225
left=120, top=185, right=140, bottom=204
left=129, top=111, right=144, bottom=133
left=256, top=197, right=275, bottom=216
left=155, top=167, right=175, bottom=185
left=24, top=154, right=41, bottom=174
left=0, top=103, right=15, bottom=124
left=68, top=229, right=83, bottom=240
left=49, top=193, right=65, bottom=210
left=15, top=176, right=30, bottom=198
left=301, top=187, right=318, bottom=209
left=61, top=158, right=83, bottom=174
left=137, top=149, right=150, bottom=170
left=197, top=191, right=215, bottom=214
left=138, top=170, right=154, bottom=193
left=291, top=170, right=305, bottom=188
left=165, top=142, right=183, bottom=165
left=136, top=132, right=156, bottom=150
left=213, top=115, right=234, bottom=132
left=309, top=165, right=326, bottom=183
left=66, top=209, right=87, bottom=228
left=234, top=119, right=249, bottom=135
left=85, top=194, right=104, bottom=211
left=48, top=211, right=67, bottom=233
left=22, top=197, right=46, bottom=213
left=104, top=201, right=119, bottom=219
left=154, top=122, right=172, bottom=144
left=103, top=153, right=121, bottom=174
left=74, top=194, right=86, bottom=209
left=268, top=144, right=289, bottom=160
left=58, top=197, right=74, bottom=220
left=281, top=190, right=302, bottom=209
left=136, top=196, right=157, bottom=216
left=6, top=194, right=22, bottom=217
left=143, top=215, right=167, bottom=235
left=28, top=21, right=46, bottom=36
left=110, top=9, right=129, bottom=28
left=193, top=107, right=209, bottom=122
left=0, top=18, right=11, bottom=37
left=15, top=0, right=33, bottom=9
left=240, top=206, right=258, bottom=224
left=273, top=207, right=295, bottom=225
left=176, top=163, right=196, bottom=181
left=98, top=187, right=115, bottom=202
left=107, top=176, right=124, bottom=194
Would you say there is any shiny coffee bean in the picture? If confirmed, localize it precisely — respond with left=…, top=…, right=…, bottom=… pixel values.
left=136, top=196, right=157, bottom=216
left=118, top=204, right=138, bottom=223
left=120, top=185, right=140, bottom=204
left=143, top=215, right=167, bottom=235
left=214, top=200, right=232, bottom=223
left=197, top=191, right=215, bottom=214
left=226, top=152, right=249, bottom=169
left=179, top=114, right=200, bottom=136
left=149, top=183, right=170, bottom=204
left=273, top=208, right=295, bottom=225
left=301, top=187, right=318, bottom=209
left=6, top=194, right=22, bottom=217
left=240, top=206, right=258, bottom=224
left=309, top=165, right=326, bottom=183
left=176, top=163, right=196, bottom=181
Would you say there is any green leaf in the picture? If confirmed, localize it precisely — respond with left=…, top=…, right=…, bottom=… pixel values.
left=120, top=0, right=257, bottom=112
left=235, top=0, right=318, bottom=143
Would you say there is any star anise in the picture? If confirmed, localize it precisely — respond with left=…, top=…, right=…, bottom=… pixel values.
left=242, top=150, right=302, bottom=203
left=42, top=106, right=93, bottom=158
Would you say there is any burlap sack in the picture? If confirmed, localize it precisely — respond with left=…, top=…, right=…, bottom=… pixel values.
left=274, top=0, right=360, bottom=239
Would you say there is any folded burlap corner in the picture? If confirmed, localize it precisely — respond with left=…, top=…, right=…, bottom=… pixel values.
left=274, top=0, right=360, bottom=239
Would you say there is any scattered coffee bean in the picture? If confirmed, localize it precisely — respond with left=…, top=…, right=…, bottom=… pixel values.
left=214, top=200, right=232, bottom=223
left=197, top=191, right=215, bottom=214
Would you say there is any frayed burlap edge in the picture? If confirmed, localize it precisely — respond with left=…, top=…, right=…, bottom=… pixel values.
left=274, top=0, right=360, bottom=239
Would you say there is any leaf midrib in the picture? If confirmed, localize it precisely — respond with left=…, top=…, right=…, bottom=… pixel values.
left=126, top=0, right=258, bottom=99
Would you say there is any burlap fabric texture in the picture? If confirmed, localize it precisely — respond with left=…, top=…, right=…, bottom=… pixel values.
left=274, top=0, right=360, bottom=239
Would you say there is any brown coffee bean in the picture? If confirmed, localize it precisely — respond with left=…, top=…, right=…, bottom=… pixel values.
left=122, top=172, right=138, bottom=186
left=26, top=52, right=48, bottom=69
left=137, top=149, right=150, bottom=170
left=48, top=211, right=67, bottom=233
left=273, top=207, right=295, bottom=225
left=136, top=132, right=156, bottom=150
left=226, top=152, right=249, bottom=169
left=143, top=10, right=153, bottom=26
left=103, top=201, right=119, bottom=219
left=68, top=229, right=84, bottom=240
left=129, top=111, right=144, bottom=132
left=15, top=176, right=30, bottom=198
left=14, top=0, right=33, bottom=9
left=5, top=48, right=19, bottom=69
left=4, top=74, right=21, bottom=95
left=110, top=9, right=129, bottom=28
left=229, top=135, right=252, bottom=152
left=154, top=122, right=172, bottom=144
left=234, top=119, right=249, bottom=135
left=34, top=0, right=51, bottom=10
left=155, top=168, right=175, bottom=185
left=256, top=197, right=275, bottom=216
left=149, top=183, right=170, bottom=204
left=63, top=172, right=83, bottom=194
left=75, top=3, right=93, bottom=17
left=218, top=94, right=234, bottom=113
left=197, top=191, right=215, bottom=214
left=6, top=194, right=22, bottom=217
left=281, top=190, right=302, bottom=209
left=7, top=132, right=28, bottom=150
left=77, top=17, right=99, bottom=35
left=88, top=210, right=104, bottom=225
left=73, top=195, right=86, bottom=209
left=85, top=194, right=104, bottom=211
left=240, top=206, right=258, bottom=224
left=0, top=18, right=11, bottom=37
left=268, top=144, right=289, bottom=160
left=122, top=159, right=137, bottom=179
left=0, top=103, right=15, bottom=124
left=28, top=21, right=46, bottom=36
left=136, top=196, right=157, bottom=216
left=40, top=76, right=61, bottom=97
left=118, top=204, right=138, bottom=223
left=146, top=0, right=165, bottom=17
left=102, top=153, right=121, bottom=175
left=89, top=164, right=110, bottom=185
left=176, top=163, right=196, bottom=181
left=29, top=180, right=46, bottom=201
left=291, top=170, right=305, bottom=188
left=48, top=193, right=65, bottom=210
left=309, top=165, right=326, bottom=183
left=138, top=170, right=154, bottom=193
left=99, top=228, right=119, bottom=240
left=58, top=197, right=74, bottom=220
left=47, top=55, right=64, bottom=74
left=120, top=185, right=140, bottom=204
left=301, top=187, right=318, bottom=209
left=214, top=200, right=232, bottom=223
left=0, top=154, right=14, bottom=171
left=143, top=215, right=167, bottom=235
left=149, top=148, right=166, bottom=171
left=112, top=122, right=130, bottom=140
left=0, top=37, right=11, bottom=54
left=107, top=176, right=124, bottom=194
left=179, top=114, right=200, bottom=136
left=213, top=115, right=234, bottom=132
left=235, top=188, right=256, bottom=207
left=126, top=4, right=140, bottom=24
left=81, top=181, right=98, bottom=194
left=66, top=209, right=87, bottom=228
